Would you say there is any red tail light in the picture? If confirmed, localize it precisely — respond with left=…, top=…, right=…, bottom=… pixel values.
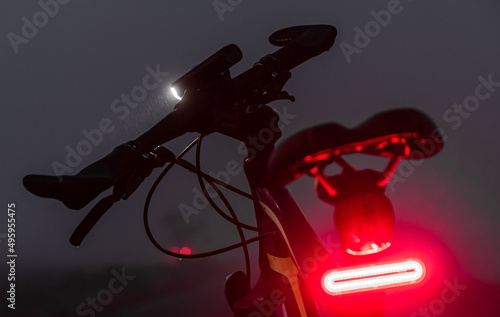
left=322, top=259, right=425, bottom=295
left=335, top=191, right=394, bottom=256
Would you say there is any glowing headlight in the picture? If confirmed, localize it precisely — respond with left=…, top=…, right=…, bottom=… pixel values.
left=171, top=86, right=183, bottom=100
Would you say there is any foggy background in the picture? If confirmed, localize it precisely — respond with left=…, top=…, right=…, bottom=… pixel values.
left=1, top=0, right=500, bottom=316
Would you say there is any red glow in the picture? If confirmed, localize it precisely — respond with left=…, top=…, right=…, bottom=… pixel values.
left=391, top=137, right=400, bottom=143
left=400, top=138, right=411, bottom=157
left=377, top=155, right=402, bottom=187
left=180, top=247, right=192, bottom=255
left=316, top=173, right=338, bottom=196
left=315, top=153, right=331, bottom=161
left=377, top=177, right=390, bottom=187
left=301, top=153, right=331, bottom=166
left=376, top=141, right=389, bottom=150
left=346, top=242, right=391, bottom=256
left=321, top=259, right=425, bottom=296
left=309, top=166, right=319, bottom=174
left=307, top=221, right=473, bottom=316
left=335, top=192, right=394, bottom=256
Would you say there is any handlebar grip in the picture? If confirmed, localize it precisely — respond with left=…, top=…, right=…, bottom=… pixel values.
left=231, top=25, right=337, bottom=95
left=24, top=107, right=194, bottom=210
left=23, top=142, right=139, bottom=210
left=267, top=25, right=337, bottom=72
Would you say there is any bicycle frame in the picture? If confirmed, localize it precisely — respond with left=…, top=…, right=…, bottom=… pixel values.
left=251, top=184, right=332, bottom=316
left=225, top=108, right=429, bottom=315
left=219, top=111, right=334, bottom=316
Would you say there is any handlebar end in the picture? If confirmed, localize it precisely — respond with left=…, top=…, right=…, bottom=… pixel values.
left=23, top=174, right=114, bottom=210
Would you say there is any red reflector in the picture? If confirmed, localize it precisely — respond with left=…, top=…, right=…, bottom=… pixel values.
left=322, top=260, right=425, bottom=295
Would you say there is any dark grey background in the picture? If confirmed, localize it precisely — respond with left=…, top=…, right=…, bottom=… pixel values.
left=1, top=0, right=499, bottom=316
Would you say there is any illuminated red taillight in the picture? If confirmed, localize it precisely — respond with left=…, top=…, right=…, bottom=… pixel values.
left=322, top=259, right=425, bottom=295
left=335, top=191, right=394, bottom=255
left=315, top=169, right=395, bottom=256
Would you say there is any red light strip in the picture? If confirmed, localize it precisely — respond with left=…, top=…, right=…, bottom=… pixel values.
left=322, top=260, right=425, bottom=295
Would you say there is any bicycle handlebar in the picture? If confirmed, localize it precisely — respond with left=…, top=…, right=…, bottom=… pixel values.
left=232, top=25, right=336, bottom=94
left=268, top=24, right=337, bottom=71
left=137, top=24, right=337, bottom=150
left=23, top=24, right=337, bottom=245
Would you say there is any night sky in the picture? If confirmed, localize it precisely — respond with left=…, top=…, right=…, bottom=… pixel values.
left=2, top=1, right=500, bottom=316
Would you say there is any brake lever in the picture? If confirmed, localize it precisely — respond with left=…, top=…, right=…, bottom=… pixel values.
left=121, top=146, right=175, bottom=199
left=69, top=192, right=122, bottom=246
left=69, top=146, right=175, bottom=247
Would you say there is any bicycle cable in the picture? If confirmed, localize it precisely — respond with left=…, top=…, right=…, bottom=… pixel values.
left=143, top=136, right=272, bottom=261
left=174, top=158, right=253, bottom=200
left=195, top=134, right=251, bottom=278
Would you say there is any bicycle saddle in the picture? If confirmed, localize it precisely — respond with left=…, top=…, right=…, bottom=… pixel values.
left=267, top=108, right=444, bottom=188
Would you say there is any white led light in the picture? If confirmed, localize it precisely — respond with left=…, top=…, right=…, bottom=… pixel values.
left=171, top=86, right=183, bottom=100
left=322, top=260, right=425, bottom=295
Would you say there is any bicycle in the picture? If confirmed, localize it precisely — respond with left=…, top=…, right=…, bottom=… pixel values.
left=23, top=24, right=443, bottom=316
